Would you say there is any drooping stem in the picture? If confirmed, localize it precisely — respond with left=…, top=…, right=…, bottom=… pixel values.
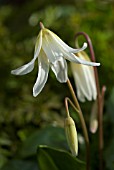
left=65, top=97, right=70, bottom=117
left=75, top=32, right=106, bottom=170
left=67, top=79, right=90, bottom=170
left=65, top=97, right=80, bottom=118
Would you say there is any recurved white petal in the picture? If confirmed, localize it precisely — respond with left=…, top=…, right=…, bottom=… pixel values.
left=33, top=50, right=49, bottom=97
left=50, top=57, right=68, bottom=83
left=11, top=60, right=35, bottom=75
left=42, top=29, right=99, bottom=67
left=47, top=29, right=87, bottom=53
left=64, top=52, right=100, bottom=66
left=11, top=30, right=42, bottom=76
left=42, top=32, right=62, bottom=63
left=44, top=32, right=100, bottom=66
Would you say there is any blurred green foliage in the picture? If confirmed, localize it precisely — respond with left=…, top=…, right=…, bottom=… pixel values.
left=37, top=145, right=85, bottom=170
left=0, top=0, right=114, bottom=170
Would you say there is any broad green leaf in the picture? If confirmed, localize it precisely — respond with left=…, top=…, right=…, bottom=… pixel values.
left=37, top=145, right=85, bottom=170
left=0, top=154, right=7, bottom=168
left=18, top=126, right=67, bottom=158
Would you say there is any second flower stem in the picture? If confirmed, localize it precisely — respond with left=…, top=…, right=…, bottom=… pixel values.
left=67, top=79, right=90, bottom=170
left=75, top=32, right=105, bottom=170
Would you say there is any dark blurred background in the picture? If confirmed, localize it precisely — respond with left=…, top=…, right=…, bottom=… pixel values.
left=0, top=0, right=114, bottom=170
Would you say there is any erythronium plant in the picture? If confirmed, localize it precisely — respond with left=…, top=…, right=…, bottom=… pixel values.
left=11, top=22, right=100, bottom=97
left=11, top=23, right=102, bottom=170
left=64, top=32, right=106, bottom=170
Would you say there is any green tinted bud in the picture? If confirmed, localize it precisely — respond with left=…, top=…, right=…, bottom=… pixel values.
left=90, top=100, right=98, bottom=133
left=65, top=116, right=78, bottom=156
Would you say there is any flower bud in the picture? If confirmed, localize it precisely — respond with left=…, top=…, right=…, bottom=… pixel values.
left=65, top=116, right=78, bottom=156
left=90, top=100, right=98, bottom=133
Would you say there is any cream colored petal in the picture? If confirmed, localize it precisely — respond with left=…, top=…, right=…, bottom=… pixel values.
left=76, top=84, right=86, bottom=102
left=78, top=52, right=97, bottom=100
left=42, top=29, right=100, bottom=66
left=42, top=32, right=63, bottom=63
left=11, top=60, right=35, bottom=75
left=71, top=62, right=94, bottom=101
left=11, top=31, right=42, bottom=75
left=87, top=66, right=97, bottom=100
left=50, top=57, right=68, bottom=83
left=33, top=50, right=49, bottom=97
left=64, top=52, right=100, bottom=66
left=47, top=29, right=87, bottom=53
left=34, top=30, right=42, bottom=58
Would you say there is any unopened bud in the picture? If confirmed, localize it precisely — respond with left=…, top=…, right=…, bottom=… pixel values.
left=65, top=116, right=78, bottom=156
left=90, top=100, right=98, bottom=133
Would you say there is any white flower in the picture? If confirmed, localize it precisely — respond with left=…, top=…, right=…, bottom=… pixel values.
left=70, top=51, right=97, bottom=102
left=11, top=22, right=100, bottom=97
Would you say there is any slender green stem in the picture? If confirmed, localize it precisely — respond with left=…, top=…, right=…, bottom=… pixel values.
left=67, top=79, right=90, bottom=170
left=65, top=97, right=80, bottom=117
left=65, top=98, right=70, bottom=117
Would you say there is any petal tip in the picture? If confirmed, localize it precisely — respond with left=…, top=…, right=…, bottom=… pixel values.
left=11, top=70, right=14, bottom=74
left=83, top=42, right=87, bottom=48
left=11, top=70, right=17, bottom=75
left=33, top=89, right=37, bottom=97
left=95, top=62, right=100, bottom=66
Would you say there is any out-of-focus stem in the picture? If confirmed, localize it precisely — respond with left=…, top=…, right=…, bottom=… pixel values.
left=67, top=79, right=90, bottom=170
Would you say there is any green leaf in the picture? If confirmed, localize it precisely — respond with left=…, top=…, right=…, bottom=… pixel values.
left=1, top=160, right=38, bottom=170
left=18, top=126, right=67, bottom=158
left=0, top=154, right=7, bottom=168
left=37, top=145, right=85, bottom=170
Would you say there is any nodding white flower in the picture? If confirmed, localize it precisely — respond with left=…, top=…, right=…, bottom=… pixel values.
left=70, top=51, right=97, bottom=102
left=11, top=22, right=100, bottom=97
